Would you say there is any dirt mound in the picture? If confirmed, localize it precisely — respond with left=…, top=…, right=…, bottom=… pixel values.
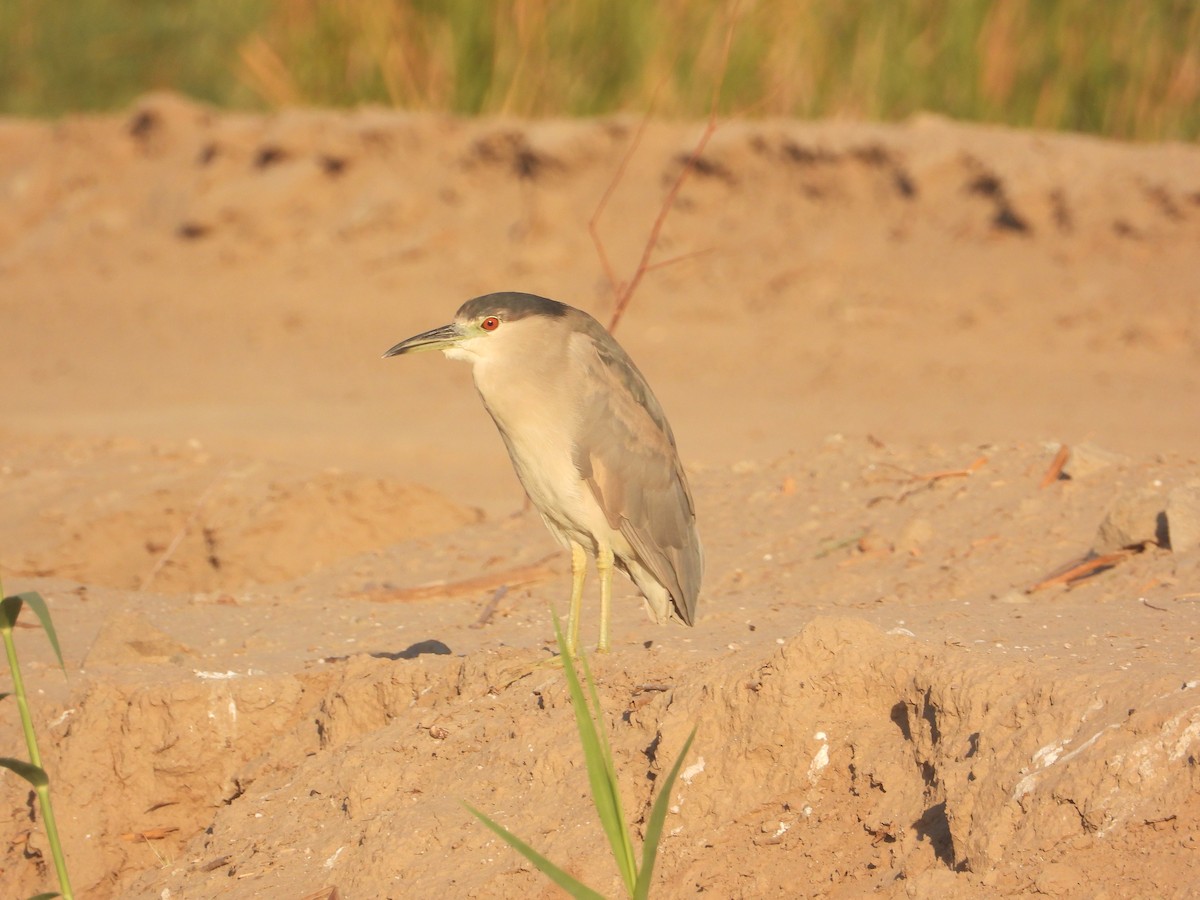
left=2, top=98, right=1199, bottom=897
left=6, top=437, right=1200, bottom=898
left=0, top=433, right=480, bottom=592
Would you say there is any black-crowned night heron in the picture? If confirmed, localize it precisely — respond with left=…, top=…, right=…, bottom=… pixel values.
left=384, top=292, right=702, bottom=655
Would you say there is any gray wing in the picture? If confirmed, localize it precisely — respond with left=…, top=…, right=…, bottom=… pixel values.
left=571, top=331, right=702, bottom=625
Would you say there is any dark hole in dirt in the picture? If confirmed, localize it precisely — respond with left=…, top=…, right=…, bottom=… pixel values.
left=128, top=109, right=159, bottom=140
left=914, top=800, right=957, bottom=868
left=782, top=142, right=835, bottom=166
left=890, top=701, right=912, bottom=741
left=677, top=152, right=735, bottom=184
left=851, top=144, right=889, bottom=168
left=993, top=205, right=1030, bottom=233
left=965, top=732, right=980, bottom=758
left=892, top=169, right=918, bottom=198
left=922, top=691, right=942, bottom=744
left=319, top=154, right=348, bottom=176
left=513, top=147, right=544, bottom=179
left=254, top=145, right=288, bottom=169
left=177, top=221, right=211, bottom=240
left=967, top=172, right=1003, bottom=198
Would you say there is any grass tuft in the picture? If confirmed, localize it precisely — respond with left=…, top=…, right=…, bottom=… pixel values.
left=1, top=1, right=1197, bottom=140
left=465, top=614, right=696, bottom=898
left=1, top=580, right=73, bottom=900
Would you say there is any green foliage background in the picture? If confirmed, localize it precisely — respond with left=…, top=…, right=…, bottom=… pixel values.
left=3, top=1, right=1198, bottom=140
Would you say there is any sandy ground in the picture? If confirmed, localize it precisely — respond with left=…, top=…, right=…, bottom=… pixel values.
left=2, top=92, right=1199, bottom=898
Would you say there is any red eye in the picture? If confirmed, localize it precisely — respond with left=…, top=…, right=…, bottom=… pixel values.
left=480, top=316, right=500, bottom=331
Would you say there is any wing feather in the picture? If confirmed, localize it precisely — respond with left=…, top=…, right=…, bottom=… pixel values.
left=571, top=330, right=702, bottom=624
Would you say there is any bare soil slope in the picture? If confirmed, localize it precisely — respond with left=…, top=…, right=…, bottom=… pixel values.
left=1, top=94, right=1199, bottom=898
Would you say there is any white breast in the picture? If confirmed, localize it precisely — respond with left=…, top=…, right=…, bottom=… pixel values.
left=468, top=342, right=616, bottom=553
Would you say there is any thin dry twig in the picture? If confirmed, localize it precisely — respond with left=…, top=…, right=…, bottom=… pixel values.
left=1040, top=444, right=1070, bottom=488
left=361, top=554, right=559, bottom=604
left=607, top=115, right=722, bottom=333
left=643, top=246, right=715, bottom=275
left=592, top=4, right=741, bottom=334
left=589, top=109, right=653, bottom=299
left=120, top=826, right=179, bottom=842
left=876, top=455, right=989, bottom=503
left=920, top=455, right=990, bottom=482
left=877, top=455, right=989, bottom=485
left=1026, top=551, right=1132, bottom=593
left=471, top=584, right=509, bottom=628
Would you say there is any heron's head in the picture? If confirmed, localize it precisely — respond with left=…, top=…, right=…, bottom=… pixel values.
left=383, top=292, right=574, bottom=364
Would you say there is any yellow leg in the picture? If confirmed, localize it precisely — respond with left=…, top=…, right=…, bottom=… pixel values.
left=567, top=541, right=587, bottom=658
left=597, top=544, right=614, bottom=653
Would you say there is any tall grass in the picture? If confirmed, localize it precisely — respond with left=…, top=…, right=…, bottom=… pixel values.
left=1, top=581, right=73, bottom=899
left=0, top=0, right=270, bottom=115
left=465, top=615, right=696, bottom=898
left=2, top=0, right=1198, bottom=140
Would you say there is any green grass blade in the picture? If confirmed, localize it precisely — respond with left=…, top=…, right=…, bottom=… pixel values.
left=633, top=726, right=697, bottom=900
left=0, top=592, right=18, bottom=629
left=7, top=592, right=67, bottom=673
left=1, top=611, right=42, bottom=769
left=553, top=616, right=638, bottom=894
left=0, top=587, right=75, bottom=898
left=463, top=803, right=606, bottom=900
left=579, top=647, right=638, bottom=884
left=580, top=650, right=619, bottom=764
left=0, top=756, right=50, bottom=788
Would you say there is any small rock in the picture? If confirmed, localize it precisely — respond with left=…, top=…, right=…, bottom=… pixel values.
left=1167, top=481, right=1200, bottom=553
left=1094, top=488, right=1168, bottom=553
left=1062, top=442, right=1128, bottom=479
